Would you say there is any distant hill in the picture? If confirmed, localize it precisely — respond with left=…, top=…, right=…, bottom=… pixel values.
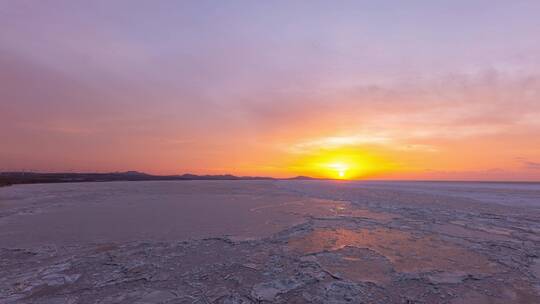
left=0, top=171, right=279, bottom=186
left=287, top=175, right=318, bottom=180
left=0, top=181, right=11, bottom=187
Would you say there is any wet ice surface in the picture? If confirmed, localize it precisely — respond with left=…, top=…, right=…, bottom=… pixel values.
left=0, top=181, right=341, bottom=247
left=1, top=180, right=539, bottom=303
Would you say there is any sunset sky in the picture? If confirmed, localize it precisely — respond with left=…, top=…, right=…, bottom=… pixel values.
left=1, top=1, right=540, bottom=180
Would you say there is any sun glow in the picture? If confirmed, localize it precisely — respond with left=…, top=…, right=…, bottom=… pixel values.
left=289, top=147, right=399, bottom=180
left=328, top=162, right=350, bottom=179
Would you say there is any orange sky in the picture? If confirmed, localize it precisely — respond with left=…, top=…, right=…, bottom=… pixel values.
left=1, top=1, right=540, bottom=181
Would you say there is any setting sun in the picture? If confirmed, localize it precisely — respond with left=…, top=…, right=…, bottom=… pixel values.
left=327, top=162, right=350, bottom=179
left=287, top=147, right=400, bottom=180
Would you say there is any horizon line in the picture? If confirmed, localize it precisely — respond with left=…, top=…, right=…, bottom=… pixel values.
left=1, top=171, right=540, bottom=184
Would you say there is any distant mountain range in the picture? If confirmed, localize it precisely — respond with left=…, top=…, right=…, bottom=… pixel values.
left=0, top=171, right=317, bottom=186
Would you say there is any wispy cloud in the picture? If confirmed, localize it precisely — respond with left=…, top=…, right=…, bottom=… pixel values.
left=523, top=161, right=540, bottom=170
left=287, top=133, right=439, bottom=154
left=1, top=2, right=540, bottom=179
left=288, top=135, right=391, bottom=153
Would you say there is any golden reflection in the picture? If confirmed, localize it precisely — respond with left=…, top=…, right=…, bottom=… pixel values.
left=288, top=228, right=502, bottom=274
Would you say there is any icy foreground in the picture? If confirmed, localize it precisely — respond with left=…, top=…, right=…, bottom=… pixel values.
left=1, top=180, right=539, bottom=303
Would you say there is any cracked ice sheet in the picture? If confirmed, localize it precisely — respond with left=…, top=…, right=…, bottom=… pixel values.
left=1, top=179, right=540, bottom=303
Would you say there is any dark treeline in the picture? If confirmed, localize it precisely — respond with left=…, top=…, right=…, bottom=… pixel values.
left=0, top=171, right=278, bottom=186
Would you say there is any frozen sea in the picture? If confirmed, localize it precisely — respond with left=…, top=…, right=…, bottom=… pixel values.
left=1, top=180, right=539, bottom=303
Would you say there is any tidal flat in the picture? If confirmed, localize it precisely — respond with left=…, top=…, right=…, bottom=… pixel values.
left=1, top=180, right=539, bottom=303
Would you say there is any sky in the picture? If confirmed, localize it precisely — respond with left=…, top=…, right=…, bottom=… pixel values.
left=1, top=0, right=540, bottom=180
